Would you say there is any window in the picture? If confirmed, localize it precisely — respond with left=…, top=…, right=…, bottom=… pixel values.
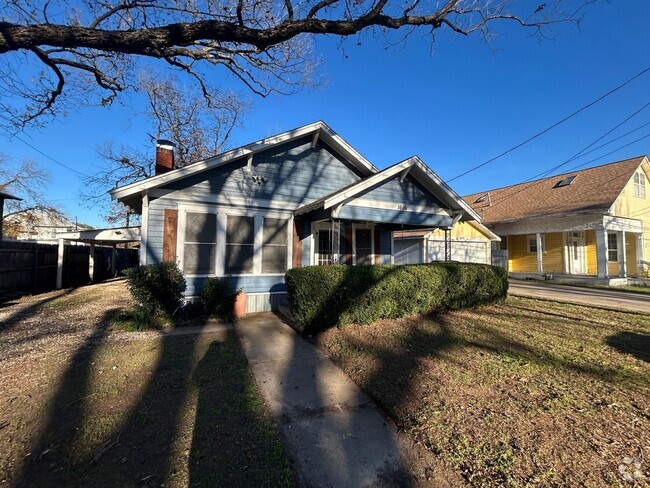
left=474, top=193, right=490, bottom=204
left=262, top=218, right=289, bottom=274
left=607, top=233, right=618, bottom=262
left=555, top=175, right=577, bottom=188
left=317, top=228, right=333, bottom=265
left=527, top=235, right=544, bottom=253
left=633, top=171, right=646, bottom=198
left=184, top=212, right=216, bottom=274
left=226, top=215, right=254, bottom=274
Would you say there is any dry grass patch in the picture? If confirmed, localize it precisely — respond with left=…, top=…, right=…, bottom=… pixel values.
left=0, top=282, right=293, bottom=487
left=316, top=296, right=649, bottom=487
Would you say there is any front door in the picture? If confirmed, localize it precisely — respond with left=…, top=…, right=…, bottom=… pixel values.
left=354, top=228, right=373, bottom=265
left=568, top=231, right=585, bottom=274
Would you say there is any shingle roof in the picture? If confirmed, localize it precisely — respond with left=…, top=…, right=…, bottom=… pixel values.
left=463, top=156, right=648, bottom=224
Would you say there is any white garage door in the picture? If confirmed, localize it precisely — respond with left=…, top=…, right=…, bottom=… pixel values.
left=427, top=240, right=488, bottom=264
left=393, top=238, right=424, bottom=264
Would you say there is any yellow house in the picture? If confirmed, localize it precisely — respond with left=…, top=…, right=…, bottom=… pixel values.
left=463, top=156, right=650, bottom=281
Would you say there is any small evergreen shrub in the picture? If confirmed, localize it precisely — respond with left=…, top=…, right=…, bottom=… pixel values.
left=201, top=276, right=238, bottom=322
left=124, top=262, right=186, bottom=325
left=285, top=262, right=508, bottom=334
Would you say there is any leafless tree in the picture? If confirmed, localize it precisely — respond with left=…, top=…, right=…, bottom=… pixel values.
left=81, top=74, right=244, bottom=225
left=0, top=0, right=585, bottom=129
left=0, top=155, right=65, bottom=237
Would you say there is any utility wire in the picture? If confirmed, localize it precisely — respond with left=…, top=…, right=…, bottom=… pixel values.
left=448, top=66, right=650, bottom=183
left=482, top=103, right=650, bottom=210
left=524, top=102, right=649, bottom=182
left=12, top=134, right=89, bottom=178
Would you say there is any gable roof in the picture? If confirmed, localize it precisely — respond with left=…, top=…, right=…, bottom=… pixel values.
left=463, top=156, right=649, bottom=224
left=110, top=121, right=377, bottom=201
left=295, top=156, right=481, bottom=221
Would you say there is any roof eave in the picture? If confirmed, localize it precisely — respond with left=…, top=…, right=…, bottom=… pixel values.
left=110, top=121, right=378, bottom=202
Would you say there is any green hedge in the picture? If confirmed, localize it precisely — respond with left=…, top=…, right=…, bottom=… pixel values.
left=285, top=263, right=508, bottom=334
left=124, top=262, right=186, bottom=325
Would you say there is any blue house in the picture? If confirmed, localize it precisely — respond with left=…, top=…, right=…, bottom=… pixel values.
left=111, top=121, right=485, bottom=312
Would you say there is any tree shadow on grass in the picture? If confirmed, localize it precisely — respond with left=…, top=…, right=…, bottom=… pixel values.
left=189, top=329, right=292, bottom=486
left=15, top=308, right=113, bottom=487
left=606, top=331, right=650, bottom=363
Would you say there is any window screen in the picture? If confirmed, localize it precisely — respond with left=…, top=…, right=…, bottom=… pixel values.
left=607, top=233, right=618, bottom=263
left=262, top=218, right=288, bottom=274
left=184, top=212, right=216, bottom=274
left=226, top=215, right=254, bottom=274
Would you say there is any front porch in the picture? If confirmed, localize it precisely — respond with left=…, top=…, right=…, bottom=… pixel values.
left=496, top=215, right=646, bottom=281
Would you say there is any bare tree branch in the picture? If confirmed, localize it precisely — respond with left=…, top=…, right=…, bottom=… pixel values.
left=0, top=0, right=584, bottom=128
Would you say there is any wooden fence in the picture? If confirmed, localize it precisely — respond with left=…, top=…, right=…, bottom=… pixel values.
left=0, top=241, right=139, bottom=296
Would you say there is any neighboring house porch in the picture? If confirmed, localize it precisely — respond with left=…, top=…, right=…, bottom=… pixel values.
left=494, top=214, right=644, bottom=279
left=464, top=155, right=650, bottom=284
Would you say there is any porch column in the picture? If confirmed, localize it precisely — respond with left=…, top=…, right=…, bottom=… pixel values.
left=56, top=238, right=65, bottom=289
left=111, top=244, right=117, bottom=277
left=595, top=228, right=609, bottom=278
left=536, top=233, right=543, bottom=275
left=637, top=234, right=645, bottom=274
left=617, top=231, right=627, bottom=278
left=88, top=243, right=95, bottom=283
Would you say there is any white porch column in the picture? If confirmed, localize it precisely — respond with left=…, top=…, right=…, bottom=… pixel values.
left=536, top=233, right=543, bottom=275
left=111, top=244, right=117, bottom=277
left=139, top=193, right=149, bottom=265
left=88, top=243, right=95, bottom=283
left=637, top=234, right=645, bottom=274
left=56, top=238, right=65, bottom=289
left=595, top=228, right=609, bottom=278
left=617, top=231, right=627, bottom=278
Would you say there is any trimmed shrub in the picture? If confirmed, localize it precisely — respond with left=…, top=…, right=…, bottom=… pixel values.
left=201, top=276, right=238, bottom=321
left=285, top=262, right=508, bottom=334
left=124, top=262, right=186, bottom=325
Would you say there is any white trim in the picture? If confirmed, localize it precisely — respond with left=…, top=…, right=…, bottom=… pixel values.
left=352, top=223, right=375, bottom=265
left=346, top=198, right=450, bottom=216
left=390, top=231, right=395, bottom=265
left=110, top=121, right=377, bottom=201
left=323, top=159, right=416, bottom=211
left=253, top=214, right=263, bottom=275
left=177, top=202, right=293, bottom=218
left=176, top=205, right=292, bottom=278
left=216, top=213, right=227, bottom=276
left=140, top=193, right=149, bottom=265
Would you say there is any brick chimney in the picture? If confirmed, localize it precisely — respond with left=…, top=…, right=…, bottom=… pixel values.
left=155, top=139, right=175, bottom=175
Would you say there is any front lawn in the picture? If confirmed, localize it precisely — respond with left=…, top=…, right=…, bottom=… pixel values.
left=316, top=296, right=649, bottom=486
left=0, top=282, right=293, bottom=487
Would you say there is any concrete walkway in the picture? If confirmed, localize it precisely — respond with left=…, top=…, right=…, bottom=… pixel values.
left=234, top=313, right=412, bottom=487
left=509, top=280, right=650, bottom=314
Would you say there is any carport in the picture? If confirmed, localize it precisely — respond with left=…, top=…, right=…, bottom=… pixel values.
left=55, top=227, right=140, bottom=289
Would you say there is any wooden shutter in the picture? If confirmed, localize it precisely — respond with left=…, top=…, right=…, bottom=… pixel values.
left=292, top=219, right=303, bottom=268
left=162, top=209, right=178, bottom=262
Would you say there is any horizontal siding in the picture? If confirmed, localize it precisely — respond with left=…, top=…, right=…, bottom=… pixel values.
left=185, top=274, right=287, bottom=297
left=585, top=230, right=597, bottom=275
left=626, top=234, right=638, bottom=275
left=543, top=232, right=564, bottom=274
left=161, top=137, right=363, bottom=207
left=364, top=174, right=443, bottom=208
left=146, top=199, right=176, bottom=264
left=508, top=235, right=537, bottom=273
left=338, top=206, right=451, bottom=226
left=378, top=225, right=392, bottom=264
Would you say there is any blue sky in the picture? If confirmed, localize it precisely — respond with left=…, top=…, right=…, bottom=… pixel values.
left=2, top=0, right=649, bottom=227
